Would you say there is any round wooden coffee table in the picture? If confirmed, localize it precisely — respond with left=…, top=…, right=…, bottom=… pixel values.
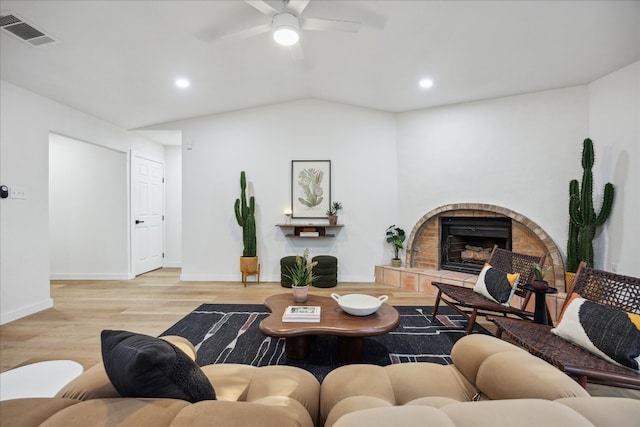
left=259, top=293, right=400, bottom=363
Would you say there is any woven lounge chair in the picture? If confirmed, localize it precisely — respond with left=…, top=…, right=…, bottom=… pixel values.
left=490, top=262, right=640, bottom=390
left=431, top=245, right=546, bottom=334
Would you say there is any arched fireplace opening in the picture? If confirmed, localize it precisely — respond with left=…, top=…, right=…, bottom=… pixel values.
left=406, top=203, right=566, bottom=291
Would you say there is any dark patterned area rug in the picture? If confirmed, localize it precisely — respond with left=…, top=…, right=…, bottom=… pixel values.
left=161, top=303, right=490, bottom=382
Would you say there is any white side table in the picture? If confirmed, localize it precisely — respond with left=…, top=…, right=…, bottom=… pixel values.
left=0, top=360, right=83, bottom=401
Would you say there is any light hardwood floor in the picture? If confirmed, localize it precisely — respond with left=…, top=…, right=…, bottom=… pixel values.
left=1, top=268, right=637, bottom=399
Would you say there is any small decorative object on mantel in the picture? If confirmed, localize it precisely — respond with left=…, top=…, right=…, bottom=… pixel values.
left=385, top=225, right=406, bottom=267
left=532, top=262, right=552, bottom=290
left=284, top=208, right=292, bottom=224
left=283, top=248, right=320, bottom=303
left=326, top=201, right=342, bottom=225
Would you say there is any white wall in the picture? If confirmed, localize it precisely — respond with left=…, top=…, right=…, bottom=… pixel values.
left=396, top=86, right=590, bottom=266
left=588, top=61, right=640, bottom=276
left=49, top=134, right=128, bottom=279
left=153, top=99, right=398, bottom=282
left=0, top=80, right=164, bottom=324
left=164, top=145, right=182, bottom=267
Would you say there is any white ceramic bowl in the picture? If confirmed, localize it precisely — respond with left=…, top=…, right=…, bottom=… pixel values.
left=331, top=293, right=389, bottom=316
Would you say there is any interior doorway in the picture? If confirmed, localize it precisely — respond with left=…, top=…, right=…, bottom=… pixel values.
left=49, top=134, right=128, bottom=279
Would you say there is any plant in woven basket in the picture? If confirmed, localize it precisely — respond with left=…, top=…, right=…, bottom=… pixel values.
left=283, top=248, right=320, bottom=287
left=566, top=138, right=615, bottom=272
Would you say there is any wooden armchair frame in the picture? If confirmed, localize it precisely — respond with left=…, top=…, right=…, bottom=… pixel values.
left=490, top=262, right=640, bottom=389
left=431, top=245, right=546, bottom=335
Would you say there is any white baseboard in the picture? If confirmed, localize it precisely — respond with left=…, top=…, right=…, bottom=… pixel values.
left=179, top=273, right=241, bottom=281
left=1, top=298, right=54, bottom=325
left=178, top=273, right=375, bottom=283
left=163, top=261, right=182, bottom=268
left=49, top=273, right=131, bottom=280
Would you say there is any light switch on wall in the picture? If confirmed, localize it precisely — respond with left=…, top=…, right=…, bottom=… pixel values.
left=10, top=186, right=27, bottom=199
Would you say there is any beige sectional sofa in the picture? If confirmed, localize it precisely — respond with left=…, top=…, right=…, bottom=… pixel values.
left=321, top=334, right=639, bottom=427
left=1, top=334, right=639, bottom=426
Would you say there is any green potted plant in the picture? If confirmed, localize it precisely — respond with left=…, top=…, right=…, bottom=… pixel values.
left=532, top=262, right=553, bottom=290
left=326, top=201, right=343, bottom=226
left=566, top=138, right=614, bottom=273
left=234, top=171, right=259, bottom=285
left=283, top=248, right=320, bottom=302
left=385, top=225, right=406, bottom=267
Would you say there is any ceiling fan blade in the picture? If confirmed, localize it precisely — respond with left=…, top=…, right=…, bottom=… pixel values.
left=244, top=0, right=277, bottom=16
left=289, top=42, right=304, bottom=61
left=199, top=24, right=271, bottom=43
left=300, top=17, right=361, bottom=33
left=286, top=0, right=310, bottom=15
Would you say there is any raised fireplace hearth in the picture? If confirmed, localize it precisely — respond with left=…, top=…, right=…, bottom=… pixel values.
left=440, top=217, right=511, bottom=274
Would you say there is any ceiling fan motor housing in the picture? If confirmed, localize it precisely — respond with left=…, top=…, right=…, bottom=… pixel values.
left=272, top=12, right=299, bottom=45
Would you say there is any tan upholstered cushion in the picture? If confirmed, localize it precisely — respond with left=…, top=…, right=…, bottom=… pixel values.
left=203, top=364, right=319, bottom=426
left=245, top=365, right=320, bottom=417
left=385, top=363, right=476, bottom=404
left=556, top=397, right=640, bottom=427
left=475, top=351, right=589, bottom=400
left=325, top=398, right=640, bottom=427
left=40, top=398, right=190, bottom=427
left=332, top=406, right=457, bottom=427
left=324, top=396, right=393, bottom=427
left=170, top=400, right=314, bottom=427
left=321, top=364, right=395, bottom=421
left=54, top=363, right=119, bottom=400
left=440, top=399, right=594, bottom=427
left=405, top=396, right=462, bottom=407
left=450, top=334, right=524, bottom=386
left=201, top=364, right=255, bottom=402
left=0, top=398, right=81, bottom=427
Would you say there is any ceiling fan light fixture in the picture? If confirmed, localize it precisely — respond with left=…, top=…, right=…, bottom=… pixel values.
left=272, top=12, right=299, bottom=46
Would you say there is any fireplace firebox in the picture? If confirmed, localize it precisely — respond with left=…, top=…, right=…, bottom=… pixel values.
left=440, top=217, right=512, bottom=274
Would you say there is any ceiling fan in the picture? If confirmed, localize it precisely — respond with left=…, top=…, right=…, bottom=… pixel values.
left=197, top=0, right=362, bottom=60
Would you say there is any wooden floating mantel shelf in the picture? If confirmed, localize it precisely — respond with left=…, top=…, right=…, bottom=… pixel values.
left=276, top=223, right=344, bottom=238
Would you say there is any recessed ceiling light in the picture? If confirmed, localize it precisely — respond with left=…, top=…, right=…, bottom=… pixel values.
left=419, top=78, right=434, bottom=89
left=175, top=78, right=191, bottom=89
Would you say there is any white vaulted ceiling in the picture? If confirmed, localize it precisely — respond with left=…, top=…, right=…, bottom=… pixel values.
left=1, top=0, right=638, bottom=131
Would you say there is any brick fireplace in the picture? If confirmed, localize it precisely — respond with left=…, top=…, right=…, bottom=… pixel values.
left=374, top=203, right=568, bottom=321
left=407, top=203, right=566, bottom=291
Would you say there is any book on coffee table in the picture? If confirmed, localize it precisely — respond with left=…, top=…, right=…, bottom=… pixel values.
left=282, top=306, right=321, bottom=322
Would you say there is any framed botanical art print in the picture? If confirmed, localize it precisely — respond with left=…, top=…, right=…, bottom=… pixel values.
left=291, top=160, right=331, bottom=219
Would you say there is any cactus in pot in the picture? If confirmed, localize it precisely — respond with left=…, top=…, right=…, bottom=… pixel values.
left=566, top=138, right=614, bottom=272
left=234, top=171, right=259, bottom=284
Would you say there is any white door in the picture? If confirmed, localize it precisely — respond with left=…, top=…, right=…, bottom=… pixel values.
left=132, top=154, right=164, bottom=275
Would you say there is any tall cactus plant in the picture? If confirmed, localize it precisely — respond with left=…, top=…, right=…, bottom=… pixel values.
left=566, top=138, right=614, bottom=272
left=234, top=171, right=256, bottom=257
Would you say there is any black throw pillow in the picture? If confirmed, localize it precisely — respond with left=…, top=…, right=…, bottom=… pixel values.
left=101, top=329, right=216, bottom=402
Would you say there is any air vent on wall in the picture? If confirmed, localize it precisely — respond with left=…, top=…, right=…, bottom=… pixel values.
left=0, top=11, right=58, bottom=47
